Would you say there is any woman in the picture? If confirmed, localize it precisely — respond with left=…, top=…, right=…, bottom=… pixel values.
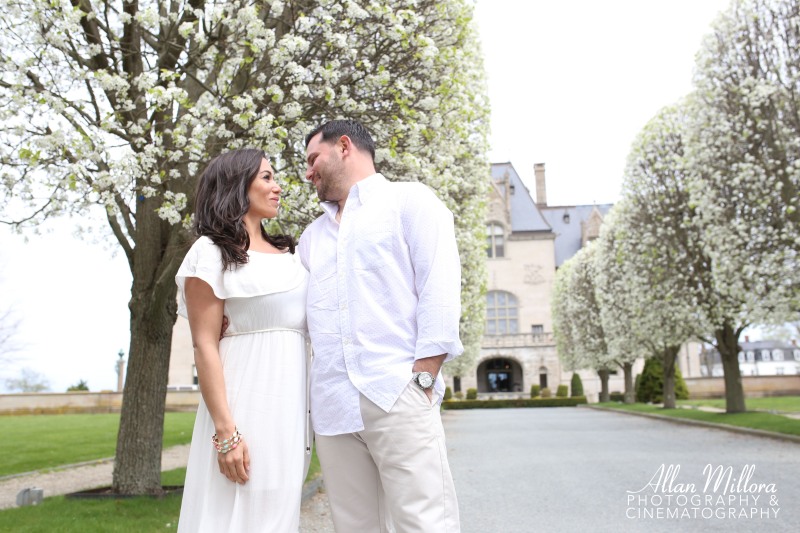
left=176, top=149, right=310, bottom=532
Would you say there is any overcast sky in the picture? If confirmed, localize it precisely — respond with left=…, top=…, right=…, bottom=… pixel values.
left=475, top=0, right=731, bottom=205
left=0, top=0, right=733, bottom=393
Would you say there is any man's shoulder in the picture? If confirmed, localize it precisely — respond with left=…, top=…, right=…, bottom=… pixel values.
left=385, top=180, right=447, bottom=212
left=382, top=179, right=436, bottom=201
left=386, top=179, right=428, bottom=191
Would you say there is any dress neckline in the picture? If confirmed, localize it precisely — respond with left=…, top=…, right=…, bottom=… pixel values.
left=248, top=249, right=291, bottom=256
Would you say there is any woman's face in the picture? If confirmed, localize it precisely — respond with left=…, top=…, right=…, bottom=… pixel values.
left=246, top=158, right=281, bottom=220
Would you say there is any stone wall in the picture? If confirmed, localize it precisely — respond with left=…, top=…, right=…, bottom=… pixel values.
left=685, top=376, right=800, bottom=399
left=0, top=390, right=201, bottom=415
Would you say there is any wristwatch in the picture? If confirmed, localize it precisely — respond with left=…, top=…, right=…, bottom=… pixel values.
left=412, top=371, right=435, bottom=390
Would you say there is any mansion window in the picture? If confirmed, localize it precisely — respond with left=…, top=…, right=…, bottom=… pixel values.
left=746, top=351, right=755, bottom=362
left=486, top=223, right=505, bottom=258
left=531, top=324, right=544, bottom=335
left=794, top=350, right=800, bottom=361
left=772, top=349, right=784, bottom=361
left=762, top=351, right=771, bottom=362
left=486, top=291, right=518, bottom=334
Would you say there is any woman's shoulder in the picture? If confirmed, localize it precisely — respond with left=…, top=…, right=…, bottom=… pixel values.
left=178, top=235, right=223, bottom=275
left=189, top=235, right=220, bottom=253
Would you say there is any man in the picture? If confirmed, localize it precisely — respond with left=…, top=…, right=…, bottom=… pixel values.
left=298, top=119, right=462, bottom=532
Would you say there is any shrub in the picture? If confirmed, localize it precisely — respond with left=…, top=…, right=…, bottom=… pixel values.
left=442, top=397, right=588, bottom=410
left=540, top=387, right=552, bottom=398
left=675, top=370, right=689, bottom=400
left=609, top=391, right=625, bottom=402
left=466, top=388, right=478, bottom=400
left=443, top=387, right=452, bottom=401
left=530, top=384, right=541, bottom=398
left=636, top=356, right=690, bottom=403
left=570, top=373, right=584, bottom=397
left=454, top=391, right=464, bottom=400
left=556, top=384, right=568, bottom=398
left=66, top=380, right=89, bottom=392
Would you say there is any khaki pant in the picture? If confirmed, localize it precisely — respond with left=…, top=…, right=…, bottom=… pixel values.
left=315, top=382, right=460, bottom=533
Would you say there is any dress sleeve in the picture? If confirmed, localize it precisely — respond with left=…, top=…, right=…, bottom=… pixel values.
left=175, top=236, right=225, bottom=319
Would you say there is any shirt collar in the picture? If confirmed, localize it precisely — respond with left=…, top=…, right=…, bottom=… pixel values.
left=319, top=173, right=386, bottom=221
left=353, top=173, right=385, bottom=204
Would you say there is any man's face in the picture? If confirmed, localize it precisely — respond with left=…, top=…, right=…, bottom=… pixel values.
left=305, top=133, right=346, bottom=202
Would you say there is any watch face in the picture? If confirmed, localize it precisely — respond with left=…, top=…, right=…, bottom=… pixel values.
left=418, top=372, right=434, bottom=388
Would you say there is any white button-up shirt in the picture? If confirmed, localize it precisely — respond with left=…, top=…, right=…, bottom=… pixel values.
left=298, top=173, right=464, bottom=435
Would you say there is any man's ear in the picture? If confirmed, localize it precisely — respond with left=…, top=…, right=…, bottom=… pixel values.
left=338, top=135, right=352, bottom=156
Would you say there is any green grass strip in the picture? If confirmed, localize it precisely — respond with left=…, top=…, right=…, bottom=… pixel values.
left=0, top=413, right=195, bottom=477
left=598, top=402, right=800, bottom=437
left=678, top=395, right=800, bottom=413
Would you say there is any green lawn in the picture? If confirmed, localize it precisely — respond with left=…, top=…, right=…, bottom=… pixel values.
left=597, top=402, right=800, bottom=437
left=678, top=395, right=800, bottom=413
left=0, top=413, right=196, bottom=477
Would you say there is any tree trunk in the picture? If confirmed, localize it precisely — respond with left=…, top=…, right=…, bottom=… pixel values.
left=112, top=195, right=185, bottom=495
left=597, top=368, right=610, bottom=402
left=715, top=322, right=746, bottom=413
left=112, top=294, right=176, bottom=494
left=661, top=345, right=680, bottom=409
left=622, top=361, right=635, bottom=404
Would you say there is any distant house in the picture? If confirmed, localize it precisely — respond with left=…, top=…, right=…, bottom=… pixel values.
left=698, top=340, right=800, bottom=377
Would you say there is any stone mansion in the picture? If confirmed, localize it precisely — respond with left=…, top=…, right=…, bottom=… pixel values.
left=443, top=163, right=626, bottom=399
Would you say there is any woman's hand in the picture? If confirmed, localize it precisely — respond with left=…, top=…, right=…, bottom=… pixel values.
left=217, top=437, right=251, bottom=484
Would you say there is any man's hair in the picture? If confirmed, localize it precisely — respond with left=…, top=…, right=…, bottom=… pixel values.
left=305, top=119, right=376, bottom=161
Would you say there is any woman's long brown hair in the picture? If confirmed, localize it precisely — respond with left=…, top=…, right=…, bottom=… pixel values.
left=193, top=148, right=295, bottom=270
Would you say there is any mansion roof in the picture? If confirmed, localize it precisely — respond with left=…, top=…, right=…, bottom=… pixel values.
left=490, top=162, right=613, bottom=267
left=490, top=163, right=550, bottom=232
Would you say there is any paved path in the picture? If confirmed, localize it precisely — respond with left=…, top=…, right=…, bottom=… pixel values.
left=447, top=407, right=799, bottom=532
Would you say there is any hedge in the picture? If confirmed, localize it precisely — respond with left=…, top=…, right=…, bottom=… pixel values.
left=442, top=397, right=587, bottom=410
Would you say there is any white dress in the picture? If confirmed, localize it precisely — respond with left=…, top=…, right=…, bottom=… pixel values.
left=175, top=236, right=310, bottom=532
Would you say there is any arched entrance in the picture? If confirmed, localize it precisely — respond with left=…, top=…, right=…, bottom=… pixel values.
left=476, top=357, right=524, bottom=393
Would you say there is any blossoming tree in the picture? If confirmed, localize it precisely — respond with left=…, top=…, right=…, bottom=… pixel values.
left=592, top=207, right=643, bottom=404
left=552, top=244, right=620, bottom=402
left=597, top=105, right=701, bottom=409
left=0, top=0, right=488, bottom=494
left=688, top=0, right=800, bottom=411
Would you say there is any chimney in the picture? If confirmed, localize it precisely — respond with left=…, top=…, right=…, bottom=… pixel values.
left=792, top=339, right=797, bottom=347
left=744, top=335, right=749, bottom=343
left=534, top=163, right=547, bottom=206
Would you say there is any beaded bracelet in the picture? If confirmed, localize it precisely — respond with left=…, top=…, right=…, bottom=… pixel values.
left=211, top=428, right=242, bottom=454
